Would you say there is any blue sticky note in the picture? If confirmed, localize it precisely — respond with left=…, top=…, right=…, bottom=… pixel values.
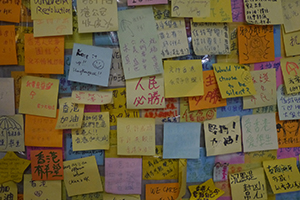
left=65, top=134, right=104, bottom=165
left=217, top=97, right=252, bottom=118
left=274, top=25, right=281, bottom=58
left=94, top=32, right=119, bottom=46
left=276, top=191, right=300, bottom=200
left=68, top=43, right=113, bottom=86
left=187, top=147, right=215, bottom=182
left=163, top=122, right=201, bottom=159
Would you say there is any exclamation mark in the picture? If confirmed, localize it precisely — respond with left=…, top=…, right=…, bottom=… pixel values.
left=233, top=122, right=236, bottom=129
left=236, top=135, right=239, bottom=142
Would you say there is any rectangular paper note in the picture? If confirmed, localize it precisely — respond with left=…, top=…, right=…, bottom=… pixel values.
left=128, top=0, right=168, bottom=6
left=171, top=0, right=210, bottom=18
left=30, top=0, right=72, bottom=19
left=277, top=85, right=300, bottom=120
left=263, top=158, right=300, bottom=194
left=0, top=114, right=24, bottom=152
left=0, top=78, right=15, bottom=116
left=281, top=56, right=300, bottom=94
left=19, top=76, right=59, bottom=118
left=105, top=158, right=142, bottom=194
left=189, top=179, right=224, bottom=200
left=191, top=22, right=230, bottom=55
left=72, top=112, right=110, bottom=151
left=27, top=146, right=64, bottom=160
left=0, top=181, right=17, bottom=200
left=189, top=70, right=226, bottom=111
left=33, top=18, right=73, bottom=37
left=24, top=34, right=64, bottom=74
left=126, top=75, right=165, bottom=109
left=241, top=113, right=278, bottom=152
left=282, top=0, right=300, bottom=33
left=244, top=0, right=284, bottom=25
left=118, top=7, right=163, bottom=79
left=231, top=0, right=245, bottom=22
left=213, top=63, right=256, bottom=98
left=282, top=28, right=300, bottom=57
left=77, top=0, right=118, bottom=33
left=145, top=183, right=179, bottom=200
left=64, top=156, right=103, bottom=196
left=164, top=60, right=204, bottom=98
left=109, top=47, right=125, bottom=87
left=71, top=91, right=113, bottom=105
left=243, top=69, right=276, bottom=109
left=68, top=43, right=113, bottom=86
left=237, top=25, right=274, bottom=64
left=204, top=116, right=242, bottom=156
left=0, top=0, right=21, bottom=23
left=0, top=25, right=18, bottom=65
left=156, top=19, right=190, bottom=59
left=117, top=118, right=155, bottom=156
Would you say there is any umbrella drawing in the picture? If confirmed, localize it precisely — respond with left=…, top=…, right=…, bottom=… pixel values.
left=120, top=19, right=134, bottom=37
left=0, top=116, right=22, bottom=150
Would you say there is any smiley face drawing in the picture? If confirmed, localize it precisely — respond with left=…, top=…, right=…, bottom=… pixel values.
left=92, top=59, right=105, bottom=70
left=278, top=120, right=300, bottom=137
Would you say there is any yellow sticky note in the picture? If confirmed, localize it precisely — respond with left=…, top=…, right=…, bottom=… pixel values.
left=193, top=0, right=232, bottom=22
left=0, top=152, right=31, bottom=184
left=188, top=179, right=224, bottom=200
left=164, top=60, right=204, bottom=98
left=280, top=56, right=300, bottom=94
left=282, top=0, right=300, bottom=33
left=0, top=181, right=17, bottom=200
left=33, top=17, right=73, bottom=37
left=30, top=0, right=72, bottom=19
left=244, top=150, right=277, bottom=164
left=171, top=0, right=210, bottom=18
left=55, top=98, right=84, bottom=129
left=263, top=158, right=300, bottom=194
left=117, top=118, right=155, bottom=156
left=282, top=27, right=300, bottom=57
left=23, top=174, right=61, bottom=200
left=213, top=63, right=256, bottom=98
left=19, top=76, right=59, bottom=118
left=103, top=193, right=140, bottom=200
left=229, top=168, right=268, bottom=200
left=77, top=0, right=118, bottom=33
left=153, top=4, right=171, bottom=20
left=71, top=91, right=113, bottom=105
left=72, top=112, right=110, bottom=151
left=126, top=75, right=165, bottom=109
left=72, top=192, right=102, bottom=200
left=63, top=156, right=103, bottom=197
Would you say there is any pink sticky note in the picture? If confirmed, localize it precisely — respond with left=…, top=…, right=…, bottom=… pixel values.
left=277, top=148, right=300, bottom=161
left=254, top=57, right=283, bottom=89
left=127, top=0, right=168, bottom=6
left=105, top=158, right=142, bottom=194
left=84, top=105, right=101, bottom=113
left=215, top=152, right=245, bottom=165
left=231, top=0, right=245, bottom=22
left=26, top=146, right=65, bottom=160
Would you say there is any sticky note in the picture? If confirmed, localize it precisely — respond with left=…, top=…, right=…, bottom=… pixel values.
left=281, top=56, right=300, bottom=94
left=0, top=0, right=21, bottom=23
left=23, top=174, right=61, bottom=200
left=189, top=70, right=227, bottom=111
left=243, top=69, right=276, bottom=109
left=15, top=26, right=33, bottom=66
left=244, top=0, right=284, bottom=25
left=128, top=0, right=168, bottom=6
left=153, top=4, right=171, bottom=20
left=30, top=0, right=72, bottom=19
left=118, top=7, right=163, bottom=80
left=105, top=158, right=142, bottom=194
left=163, top=122, right=201, bottom=159
left=217, top=97, right=252, bottom=118
left=145, top=183, right=179, bottom=200
left=277, top=147, right=300, bottom=160
left=0, top=152, right=31, bottom=184
left=191, top=22, right=230, bottom=56
left=55, top=98, right=84, bottom=129
left=0, top=181, right=17, bottom=200
left=103, top=194, right=140, bottom=200
left=237, top=25, right=275, bottom=64
left=0, top=114, right=24, bottom=152
left=68, top=43, right=113, bottom=86
left=126, top=75, right=165, bottom=109
left=193, top=0, right=232, bottom=22
left=24, top=34, right=64, bottom=74
left=19, top=76, right=59, bottom=118
left=117, top=118, right=155, bottom=156
left=156, top=18, right=190, bottom=59
left=213, top=63, right=256, bottom=98
left=171, top=0, right=210, bottom=18
left=72, top=192, right=102, bottom=200
left=108, top=47, right=126, bottom=87
left=189, top=179, right=224, bottom=200
left=0, top=78, right=15, bottom=116
left=244, top=150, right=277, bottom=164
left=64, top=156, right=103, bottom=196
left=241, top=113, right=278, bottom=152
left=164, top=60, right=204, bottom=98
left=71, top=91, right=113, bottom=105
left=231, top=0, right=245, bottom=22
left=0, top=25, right=18, bottom=65
left=229, top=167, right=268, bottom=200
left=33, top=17, right=73, bottom=37
left=282, top=0, right=300, bottom=33
left=25, top=111, right=63, bottom=147
left=277, top=85, right=300, bottom=120
left=282, top=28, right=300, bottom=57
left=204, top=116, right=242, bottom=156
left=77, top=0, right=118, bottom=33
left=27, top=146, right=64, bottom=160
left=263, top=158, right=300, bottom=194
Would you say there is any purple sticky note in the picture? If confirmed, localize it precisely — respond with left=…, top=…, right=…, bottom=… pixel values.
left=127, top=0, right=168, bottom=6
left=231, top=0, right=245, bottom=22
left=215, top=152, right=244, bottom=165
left=277, top=148, right=300, bottom=161
left=254, top=57, right=283, bottom=89
left=27, top=146, right=65, bottom=160
left=84, top=105, right=101, bottom=113
left=105, top=158, right=142, bottom=194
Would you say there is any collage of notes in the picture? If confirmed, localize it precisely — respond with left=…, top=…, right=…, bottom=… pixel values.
left=3, top=0, right=300, bottom=200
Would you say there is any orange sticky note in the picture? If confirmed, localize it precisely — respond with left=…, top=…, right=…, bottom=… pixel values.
left=0, top=25, right=18, bottom=65
left=31, top=149, right=64, bottom=181
left=0, top=0, right=21, bottom=23
left=145, top=183, right=179, bottom=200
left=238, top=25, right=275, bottom=64
left=189, top=70, right=227, bottom=111
left=18, top=194, right=23, bottom=200
left=25, top=110, right=63, bottom=147
left=24, top=34, right=64, bottom=74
